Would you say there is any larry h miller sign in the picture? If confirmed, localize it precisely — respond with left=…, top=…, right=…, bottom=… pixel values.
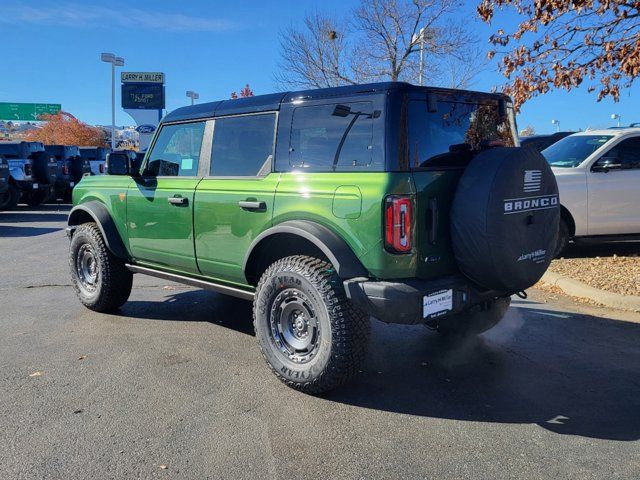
left=121, top=72, right=165, bottom=149
left=121, top=71, right=165, bottom=110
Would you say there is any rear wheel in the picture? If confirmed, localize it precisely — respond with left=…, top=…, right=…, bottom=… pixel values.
left=253, top=255, right=370, bottom=394
left=429, top=297, right=511, bottom=336
left=69, top=222, right=133, bottom=312
left=24, top=188, right=49, bottom=207
left=0, top=184, right=20, bottom=211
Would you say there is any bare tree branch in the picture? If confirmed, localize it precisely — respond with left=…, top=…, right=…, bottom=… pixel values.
left=276, top=0, right=484, bottom=89
left=479, top=0, right=640, bottom=108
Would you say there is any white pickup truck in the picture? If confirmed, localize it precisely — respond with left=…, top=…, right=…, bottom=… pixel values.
left=542, top=127, right=640, bottom=256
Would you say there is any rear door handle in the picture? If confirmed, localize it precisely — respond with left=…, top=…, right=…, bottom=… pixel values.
left=238, top=200, right=266, bottom=211
left=168, top=196, right=188, bottom=206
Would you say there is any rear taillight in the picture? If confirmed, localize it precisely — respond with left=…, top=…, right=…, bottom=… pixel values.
left=384, top=195, right=413, bottom=253
left=99, top=164, right=105, bottom=173
left=24, top=164, right=32, bottom=176
left=63, top=165, right=69, bottom=175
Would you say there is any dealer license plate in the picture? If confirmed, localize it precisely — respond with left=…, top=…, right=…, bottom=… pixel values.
left=423, top=289, right=453, bottom=319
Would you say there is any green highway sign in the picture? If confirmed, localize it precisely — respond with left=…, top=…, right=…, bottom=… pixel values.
left=0, top=103, right=62, bottom=121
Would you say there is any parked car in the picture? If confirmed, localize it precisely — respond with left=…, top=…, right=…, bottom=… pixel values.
left=79, top=146, right=109, bottom=175
left=0, top=155, right=10, bottom=207
left=520, top=132, right=573, bottom=152
left=542, top=127, right=640, bottom=255
left=67, top=82, right=559, bottom=393
left=0, top=141, right=57, bottom=208
left=44, top=145, right=91, bottom=201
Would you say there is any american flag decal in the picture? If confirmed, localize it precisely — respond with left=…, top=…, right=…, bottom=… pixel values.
left=524, top=170, right=542, bottom=193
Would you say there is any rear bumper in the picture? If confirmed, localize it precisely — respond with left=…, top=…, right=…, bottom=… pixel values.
left=343, top=275, right=508, bottom=325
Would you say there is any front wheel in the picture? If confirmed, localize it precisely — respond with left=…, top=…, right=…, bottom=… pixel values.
left=431, top=297, right=511, bottom=336
left=69, top=222, right=133, bottom=312
left=253, top=255, right=370, bottom=394
left=0, top=184, right=20, bottom=211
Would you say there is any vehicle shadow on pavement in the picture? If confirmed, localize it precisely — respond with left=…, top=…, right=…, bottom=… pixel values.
left=562, top=242, right=640, bottom=258
left=0, top=212, right=69, bottom=223
left=327, top=302, right=640, bottom=442
left=0, top=225, right=61, bottom=237
left=121, top=289, right=255, bottom=336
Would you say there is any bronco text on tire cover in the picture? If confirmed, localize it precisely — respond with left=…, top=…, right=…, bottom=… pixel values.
left=450, top=147, right=560, bottom=293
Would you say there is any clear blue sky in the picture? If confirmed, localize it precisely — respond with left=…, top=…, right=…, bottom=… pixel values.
left=0, top=0, right=636, bottom=134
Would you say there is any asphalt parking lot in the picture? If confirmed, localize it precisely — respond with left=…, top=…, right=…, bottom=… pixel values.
left=1, top=205, right=640, bottom=479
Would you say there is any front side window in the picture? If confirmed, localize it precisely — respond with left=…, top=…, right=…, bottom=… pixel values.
left=542, top=135, right=613, bottom=168
left=146, top=122, right=205, bottom=177
left=600, top=137, right=640, bottom=170
left=210, top=113, right=276, bottom=176
left=408, top=99, right=517, bottom=169
left=289, top=102, right=377, bottom=172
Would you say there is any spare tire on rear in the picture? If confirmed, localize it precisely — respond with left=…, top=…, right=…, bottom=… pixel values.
left=71, top=156, right=91, bottom=183
left=450, top=147, right=559, bottom=293
left=32, top=151, right=58, bottom=185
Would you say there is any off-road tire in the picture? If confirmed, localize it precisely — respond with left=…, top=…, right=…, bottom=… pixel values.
left=253, top=255, right=370, bottom=394
left=24, top=188, right=49, bottom=207
left=434, top=297, right=511, bottom=337
left=69, top=222, right=133, bottom=312
left=0, top=184, right=20, bottom=211
left=554, top=218, right=570, bottom=258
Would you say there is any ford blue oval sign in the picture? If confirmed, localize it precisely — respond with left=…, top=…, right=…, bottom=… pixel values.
left=136, top=124, right=156, bottom=134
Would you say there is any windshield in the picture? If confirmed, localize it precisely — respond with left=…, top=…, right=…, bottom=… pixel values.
left=542, top=135, right=613, bottom=168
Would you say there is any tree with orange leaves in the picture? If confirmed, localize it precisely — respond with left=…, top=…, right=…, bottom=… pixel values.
left=478, top=0, right=640, bottom=108
left=25, top=112, right=107, bottom=146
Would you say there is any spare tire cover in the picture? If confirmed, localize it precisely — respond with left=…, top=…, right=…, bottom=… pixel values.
left=450, top=146, right=559, bottom=292
left=32, top=151, right=57, bottom=185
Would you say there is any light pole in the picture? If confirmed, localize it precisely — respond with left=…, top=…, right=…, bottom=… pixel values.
left=186, top=91, right=200, bottom=106
left=611, top=113, right=621, bottom=127
left=101, top=53, right=125, bottom=150
left=551, top=119, right=560, bottom=132
left=412, top=27, right=432, bottom=86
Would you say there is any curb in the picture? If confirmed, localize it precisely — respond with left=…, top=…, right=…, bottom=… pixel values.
left=540, top=271, right=640, bottom=312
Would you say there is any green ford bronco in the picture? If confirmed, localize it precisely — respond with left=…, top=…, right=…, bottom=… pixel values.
left=67, top=82, right=559, bottom=393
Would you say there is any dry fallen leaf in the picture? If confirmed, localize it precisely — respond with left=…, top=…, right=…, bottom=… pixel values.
left=78, top=355, right=87, bottom=361
left=159, top=465, right=168, bottom=470
left=162, top=285, right=175, bottom=291
left=29, top=371, right=42, bottom=377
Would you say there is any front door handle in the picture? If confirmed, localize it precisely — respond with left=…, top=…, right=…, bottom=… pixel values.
left=168, top=196, right=188, bottom=206
left=238, top=200, right=266, bottom=211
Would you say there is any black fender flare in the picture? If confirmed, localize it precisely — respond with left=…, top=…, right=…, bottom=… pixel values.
left=67, top=201, right=129, bottom=259
left=243, top=220, right=368, bottom=280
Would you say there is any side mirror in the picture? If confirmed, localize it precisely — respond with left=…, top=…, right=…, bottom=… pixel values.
left=106, top=151, right=141, bottom=176
left=592, top=156, right=622, bottom=173
left=106, top=152, right=130, bottom=175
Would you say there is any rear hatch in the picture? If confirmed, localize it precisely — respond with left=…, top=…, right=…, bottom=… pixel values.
left=0, top=155, right=9, bottom=193
left=44, top=146, right=73, bottom=187
left=406, top=91, right=518, bottom=280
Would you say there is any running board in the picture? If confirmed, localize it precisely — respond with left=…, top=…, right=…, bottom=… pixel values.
left=125, top=264, right=255, bottom=301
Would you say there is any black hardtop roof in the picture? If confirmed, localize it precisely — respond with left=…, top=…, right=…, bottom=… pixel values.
left=0, top=141, right=45, bottom=156
left=44, top=145, right=80, bottom=157
left=162, top=82, right=510, bottom=123
left=78, top=146, right=109, bottom=160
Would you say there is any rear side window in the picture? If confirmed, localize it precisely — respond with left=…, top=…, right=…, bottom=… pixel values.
left=408, top=100, right=517, bottom=169
left=288, top=102, right=377, bottom=172
left=146, top=122, right=205, bottom=177
left=210, top=113, right=276, bottom=177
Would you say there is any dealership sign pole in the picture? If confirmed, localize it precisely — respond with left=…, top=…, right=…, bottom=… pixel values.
left=121, top=72, right=165, bottom=150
